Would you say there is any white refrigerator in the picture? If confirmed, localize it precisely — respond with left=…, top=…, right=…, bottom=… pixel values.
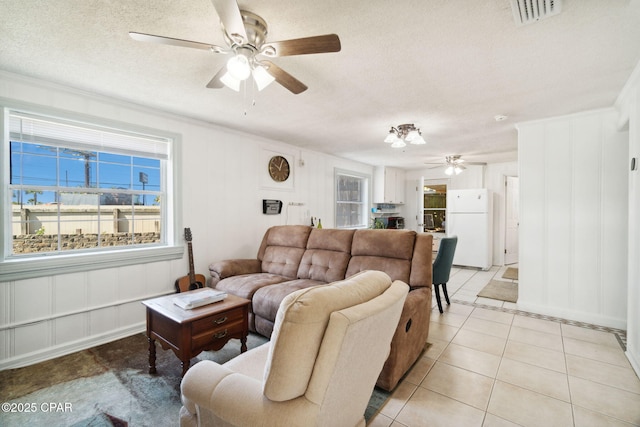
left=446, top=189, right=493, bottom=270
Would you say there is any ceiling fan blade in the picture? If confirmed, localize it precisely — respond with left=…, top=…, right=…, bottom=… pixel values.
left=261, top=61, right=307, bottom=94
left=206, top=66, right=228, bottom=88
left=211, top=0, right=247, bottom=44
left=262, top=34, right=341, bottom=57
left=129, top=32, right=226, bottom=52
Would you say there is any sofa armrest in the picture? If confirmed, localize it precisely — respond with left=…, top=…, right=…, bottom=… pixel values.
left=180, top=361, right=234, bottom=412
left=180, top=360, right=318, bottom=427
left=209, top=259, right=262, bottom=285
left=376, top=286, right=431, bottom=391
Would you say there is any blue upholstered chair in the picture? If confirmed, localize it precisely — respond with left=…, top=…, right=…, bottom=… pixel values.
left=433, top=236, right=458, bottom=313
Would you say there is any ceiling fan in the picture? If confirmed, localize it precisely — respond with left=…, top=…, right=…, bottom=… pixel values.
left=425, top=155, right=486, bottom=175
left=129, top=0, right=341, bottom=94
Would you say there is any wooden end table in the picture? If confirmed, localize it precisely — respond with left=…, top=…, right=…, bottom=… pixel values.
left=142, top=289, right=250, bottom=376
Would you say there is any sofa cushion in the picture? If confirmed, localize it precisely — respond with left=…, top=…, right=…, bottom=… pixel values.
left=297, top=249, right=351, bottom=282
left=257, top=225, right=311, bottom=259
left=350, top=229, right=416, bottom=260
left=346, top=229, right=416, bottom=284
left=346, top=256, right=412, bottom=284
left=261, top=246, right=307, bottom=278
left=307, top=228, right=355, bottom=252
left=262, top=270, right=392, bottom=402
left=296, top=228, right=354, bottom=282
left=253, top=315, right=276, bottom=338
left=252, top=278, right=324, bottom=322
left=215, top=273, right=290, bottom=301
left=257, top=225, right=312, bottom=278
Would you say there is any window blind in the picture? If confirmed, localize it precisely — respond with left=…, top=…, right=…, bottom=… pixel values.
left=9, top=111, right=170, bottom=160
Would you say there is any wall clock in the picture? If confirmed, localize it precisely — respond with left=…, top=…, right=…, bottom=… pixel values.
left=268, top=155, right=290, bottom=182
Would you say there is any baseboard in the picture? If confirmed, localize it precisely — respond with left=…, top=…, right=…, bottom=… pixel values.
left=516, top=302, right=627, bottom=330
left=0, top=323, right=145, bottom=370
left=626, top=350, right=640, bottom=379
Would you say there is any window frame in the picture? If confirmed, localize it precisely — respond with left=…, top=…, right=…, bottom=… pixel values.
left=0, top=99, right=183, bottom=282
left=334, top=168, right=371, bottom=229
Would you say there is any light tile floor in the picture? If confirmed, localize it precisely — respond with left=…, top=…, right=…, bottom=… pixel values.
left=368, top=265, right=640, bottom=427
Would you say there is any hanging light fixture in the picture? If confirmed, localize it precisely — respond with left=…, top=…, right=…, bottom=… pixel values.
left=226, top=49, right=252, bottom=80
left=384, top=124, right=426, bottom=148
left=220, top=47, right=275, bottom=92
left=444, top=155, right=466, bottom=175
left=252, top=65, right=276, bottom=91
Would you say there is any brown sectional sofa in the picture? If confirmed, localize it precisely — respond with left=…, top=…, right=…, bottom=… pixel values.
left=208, top=225, right=434, bottom=391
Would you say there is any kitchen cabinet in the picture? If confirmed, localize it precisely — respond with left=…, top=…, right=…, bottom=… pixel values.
left=374, top=167, right=406, bottom=204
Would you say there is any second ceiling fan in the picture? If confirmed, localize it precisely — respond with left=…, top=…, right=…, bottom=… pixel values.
left=130, top=0, right=341, bottom=94
left=425, top=155, right=486, bottom=175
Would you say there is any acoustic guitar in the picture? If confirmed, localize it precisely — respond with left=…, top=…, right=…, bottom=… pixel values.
left=175, top=227, right=207, bottom=293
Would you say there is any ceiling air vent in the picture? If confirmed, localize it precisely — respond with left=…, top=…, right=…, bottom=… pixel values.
left=510, top=0, right=562, bottom=26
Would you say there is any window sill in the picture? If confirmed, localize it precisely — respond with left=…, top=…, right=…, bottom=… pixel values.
left=0, top=245, right=184, bottom=282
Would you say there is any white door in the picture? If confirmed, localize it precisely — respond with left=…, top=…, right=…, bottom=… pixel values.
left=505, top=176, right=519, bottom=264
left=415, top=177, right=424, bottom=232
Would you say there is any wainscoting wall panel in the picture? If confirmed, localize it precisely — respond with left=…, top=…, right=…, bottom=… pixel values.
left=517, top=108, right=629, bottom=329
left=616, top=63, right=640, bottom=377
left=0, top=70, right=374, bottom=369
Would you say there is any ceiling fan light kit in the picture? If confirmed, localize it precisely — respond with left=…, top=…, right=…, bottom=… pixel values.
left=226, top=50, right=252, bottom=80
left=424, top=155, right=486, bottom=176
left=129, top=0, right=341, bottom=95
left=384, top=124, right=426, bottom=147
left=252, top=65, right=276, bottom=91
left=444, top=165, right=465, bottom=175
left=444, top=155, right=467, bottom=175
left=220, top=71, right=241, bottom=91
left=220, top=12, right=272, bottom=91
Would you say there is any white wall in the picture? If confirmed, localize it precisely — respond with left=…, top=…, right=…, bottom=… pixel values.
left=404, top=162, right=518, bottom=266
left=616, top=62, right=640, bottom=376
left=517, top=108, right=629, bottom=329
left=0, top=72, right=373, bottom=369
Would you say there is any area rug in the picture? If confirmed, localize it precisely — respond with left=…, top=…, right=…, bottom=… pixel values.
left=477, top=280, right=518, bottom=303
left=502, top=267, right=519, bottom=280
left=0, top=332, right=388, bottom=426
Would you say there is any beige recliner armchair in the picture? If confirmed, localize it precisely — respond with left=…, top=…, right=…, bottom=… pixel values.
left=179, top=270, right=409, bottom=427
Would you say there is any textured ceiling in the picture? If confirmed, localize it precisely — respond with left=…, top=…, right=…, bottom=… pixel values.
left=1, top=0, right=639, bottom=169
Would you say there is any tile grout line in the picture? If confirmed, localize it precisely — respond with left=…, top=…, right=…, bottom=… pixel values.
left=410, top=267, right=633, bottom=427
left=449, top=298, right=627, bottom=351
left=482, top=304, right=514, bottom=426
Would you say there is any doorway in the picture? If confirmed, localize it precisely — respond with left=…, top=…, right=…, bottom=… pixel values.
left=504, top=176, right=519, bottom=265
left=415, top=177, right=449, bottom=233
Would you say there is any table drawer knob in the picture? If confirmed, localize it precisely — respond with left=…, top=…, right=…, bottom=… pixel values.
left=213, top=329, right=228, bottom=339
left=213, top=316, right=227, bottom=325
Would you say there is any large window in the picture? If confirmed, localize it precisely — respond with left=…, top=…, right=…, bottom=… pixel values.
left=1, top=106, right=182, bottom=280
left=335, top=170, right=369, bottom=229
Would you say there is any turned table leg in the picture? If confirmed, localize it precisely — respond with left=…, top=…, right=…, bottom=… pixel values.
left=240, top=335, right=247, bottom=353
left=181, top=359, right=190, bottom=377
left=148, top=337, right=157, bottom=374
